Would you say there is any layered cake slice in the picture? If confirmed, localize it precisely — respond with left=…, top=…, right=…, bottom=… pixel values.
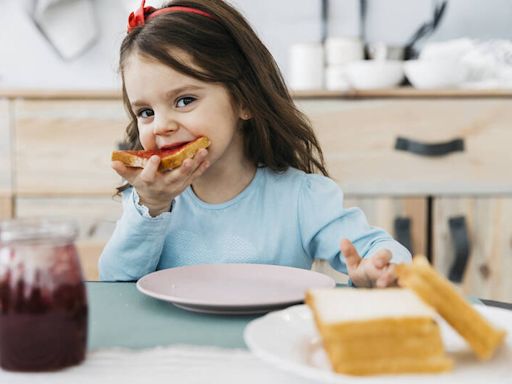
left=305, top=288, right=453, bottom=376
left=396, top=255, right=506, bottom=360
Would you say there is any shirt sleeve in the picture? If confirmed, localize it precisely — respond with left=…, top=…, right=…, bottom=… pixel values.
left=98, top=188, right=173, bottom=281
left=298, top=174, right=411, bottom=275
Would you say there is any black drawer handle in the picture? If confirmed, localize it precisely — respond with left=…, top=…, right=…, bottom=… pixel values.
left=448, top=216, right=471, bottom=283
left=394, top=217, right=412, bottom=253
left=395, top=136, right=464, bottom=157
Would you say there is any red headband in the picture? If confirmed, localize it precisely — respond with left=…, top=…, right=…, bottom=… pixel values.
left=127, top=0, right=214, bottom=33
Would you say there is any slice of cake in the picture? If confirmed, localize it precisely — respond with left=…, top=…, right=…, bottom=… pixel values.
left=306, top=288, right=453, bottom=376
left=396, top=255, right=506, bottom=360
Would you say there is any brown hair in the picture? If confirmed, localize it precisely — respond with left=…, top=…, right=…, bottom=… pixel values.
left=118, top=0, right=328, bottom=189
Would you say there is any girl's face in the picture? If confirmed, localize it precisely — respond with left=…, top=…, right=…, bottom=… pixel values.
left=123, top=51, right=248, bottom=173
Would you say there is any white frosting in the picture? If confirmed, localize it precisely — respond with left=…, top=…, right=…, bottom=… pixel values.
left=310, top=288, right=436, bottom=323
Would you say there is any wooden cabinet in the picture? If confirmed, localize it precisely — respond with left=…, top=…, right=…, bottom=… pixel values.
left=14, top=99, right=126, bottom=195
left=0, top=99, right=12, bottom=200
left=433, top=197, right=512, bottom=301
left=297, top=96, right=512, bottom=301
left=0, top=197, right=13, bottom=219
left=296, top=98, right=512, bottom=195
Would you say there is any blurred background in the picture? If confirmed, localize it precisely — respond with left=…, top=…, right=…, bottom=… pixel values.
left=1, top=0, right=511, bottom=302
left=2, top=0, right=512, bottom=89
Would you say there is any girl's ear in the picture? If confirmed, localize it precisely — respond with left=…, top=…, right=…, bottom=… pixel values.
left=239, top=106, right=252, bottom=120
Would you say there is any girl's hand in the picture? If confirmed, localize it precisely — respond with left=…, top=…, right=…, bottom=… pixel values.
left=112, top=148, right=209, bottom=217
left=341, top=238, right=398, bottom=288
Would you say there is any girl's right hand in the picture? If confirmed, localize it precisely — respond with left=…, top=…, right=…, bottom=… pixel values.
left=112, top=148, right=209, bottom=217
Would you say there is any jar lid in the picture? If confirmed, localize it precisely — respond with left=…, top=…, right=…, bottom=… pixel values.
left=0, top=218, right=78, bottom=244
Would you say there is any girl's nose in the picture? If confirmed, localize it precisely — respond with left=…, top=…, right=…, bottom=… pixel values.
left=153, top=115, right=178, bottom=136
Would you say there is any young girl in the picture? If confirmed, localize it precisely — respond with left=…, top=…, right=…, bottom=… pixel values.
left=99, top=0, right=411, bottom=287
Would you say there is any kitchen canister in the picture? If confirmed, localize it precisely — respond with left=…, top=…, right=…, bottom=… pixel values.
left=288, top=43, right=324, bottom=90
left=325, top=37, right=365, bottom=66
left=325, top=65, right=351, bottom=91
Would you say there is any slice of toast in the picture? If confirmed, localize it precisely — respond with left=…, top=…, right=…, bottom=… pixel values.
left=396, top=255, right=506, bottom=360
left=306, top=288, right=453, bottom=375
left=111, top=136, right=210, bottom=171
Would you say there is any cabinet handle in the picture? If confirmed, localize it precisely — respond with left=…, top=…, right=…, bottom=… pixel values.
left=448, top=216, right=471, bottom=283
left=394, top=217, right=412, bottom=252
left=479, top=263, right=491, bottom=280
left=395, top=136, right=464, bottom=157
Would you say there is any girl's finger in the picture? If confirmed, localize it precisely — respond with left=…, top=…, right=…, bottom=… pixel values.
left=187, top=160, right=210, bottom=182
left=372, top=249, right=392, bottom=269
left=179, top=158, right=195, bottom=176
left=139, top=155, right=160, bottom=183
left=111, top=161, right=141, bottom=184
left=162, top=149, right=208, bottom=181
left=183, top=149, right=208, bottom=175
left=376, top=264, right=398, bottom=288
left=340, top=239, right=362, bottom=274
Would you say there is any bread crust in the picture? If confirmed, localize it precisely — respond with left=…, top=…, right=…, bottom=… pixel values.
left=396, top=255, right=506, bottom=360
left=111, top=136, right=211, bottom=171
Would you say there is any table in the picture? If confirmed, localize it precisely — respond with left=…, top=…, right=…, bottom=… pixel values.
left=87, top=282, right=509, bottom=350
left=2, top=282, right=510, bottom=384
left=88, top=281, right=257, bottom=350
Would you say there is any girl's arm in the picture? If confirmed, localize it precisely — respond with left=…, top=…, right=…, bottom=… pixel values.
left=298, top=174, right=412, bottom=275
left=98, top=188, right=172, bottom=281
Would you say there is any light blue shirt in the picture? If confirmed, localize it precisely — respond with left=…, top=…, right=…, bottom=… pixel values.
left=99, top=167, right=411, bottom=281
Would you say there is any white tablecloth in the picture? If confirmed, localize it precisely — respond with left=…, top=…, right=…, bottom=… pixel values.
left=0, top=345, right=314, bottom=384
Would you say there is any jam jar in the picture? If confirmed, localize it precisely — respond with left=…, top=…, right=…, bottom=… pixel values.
left=0, top=218, right=88, bottom=372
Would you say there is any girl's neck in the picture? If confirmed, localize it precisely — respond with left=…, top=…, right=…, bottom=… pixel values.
left=192, top=149, right=257, bottom=205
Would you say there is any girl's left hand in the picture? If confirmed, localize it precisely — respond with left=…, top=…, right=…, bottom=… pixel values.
left=341, top=239, right=398, bottom=288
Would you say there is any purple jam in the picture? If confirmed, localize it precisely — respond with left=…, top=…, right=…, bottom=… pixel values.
left=0, top=244, right=88, bottom=372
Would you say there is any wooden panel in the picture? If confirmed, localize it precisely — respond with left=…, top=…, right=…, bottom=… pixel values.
left=433, top=197, right=512, bottom=301
left=0, top=99, right=12, bottom=194
left=297, top=99, right=512, bottom=195
left=344, top=196, right=427, bottom=257
left=14, top=100, right=128, bottom=195
left=0, top=196, right=13, bottom=219
left=16, top=196, right=123, bottom=281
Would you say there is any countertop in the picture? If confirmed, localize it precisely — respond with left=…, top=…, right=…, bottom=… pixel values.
left=2, top=87, right=512, bottom=100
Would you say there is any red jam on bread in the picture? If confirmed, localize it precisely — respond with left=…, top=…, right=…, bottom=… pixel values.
left=111, top=136, right=211, bottom=170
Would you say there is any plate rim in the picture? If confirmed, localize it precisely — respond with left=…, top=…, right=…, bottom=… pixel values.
left=136, top=263, right=336, bottom=308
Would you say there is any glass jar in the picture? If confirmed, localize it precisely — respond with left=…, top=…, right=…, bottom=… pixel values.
left=0, top=218, right=88, bottom=372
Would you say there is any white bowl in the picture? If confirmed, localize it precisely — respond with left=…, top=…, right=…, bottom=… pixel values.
left=404, top=60, right=468, bottom=89
left=345, top=60, right=404, bottom=89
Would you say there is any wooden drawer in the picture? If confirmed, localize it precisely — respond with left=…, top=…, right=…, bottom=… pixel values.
left=433, top=197, right=512, bottom=301
left=297, top=99, right=512, bottom=195
left=0, top=99, right=12, bottom=195
left=14, top=100, right=128, bottom=195
left=16, top=196, right=123, bottom=280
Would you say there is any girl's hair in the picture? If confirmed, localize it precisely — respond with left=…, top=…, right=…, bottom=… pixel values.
left=118, top=0, right=329, bottom=190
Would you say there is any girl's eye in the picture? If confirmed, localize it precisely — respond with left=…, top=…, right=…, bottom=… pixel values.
left=137, top=109, right=154, bottom=119
left=176, top=96, right=196, bottom=108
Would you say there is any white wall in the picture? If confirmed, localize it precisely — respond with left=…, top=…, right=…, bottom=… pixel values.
left=0, top=0, right=511, bottom=90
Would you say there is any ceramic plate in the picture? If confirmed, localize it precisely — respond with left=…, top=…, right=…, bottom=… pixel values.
left=244, top=304, right=512, bottom=383
left=136, top=264, right=335, bottom=314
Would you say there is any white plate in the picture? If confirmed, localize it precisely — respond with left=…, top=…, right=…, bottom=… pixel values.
left=136, top=264, right=335, bottom=314
left=244, top=304, right=512, bottom=383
